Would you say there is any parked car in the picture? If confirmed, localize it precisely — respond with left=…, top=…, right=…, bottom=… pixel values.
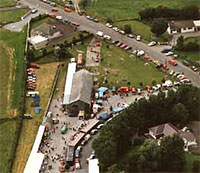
left=112, top=27, right=119, bottom=32
left=165, top=51, right=173, bottom=56
left=113, top=40, right=120, bottom=44
left=127, top=34, right=134, bottom=38
left=77, top=146, right=82, bottom=152
left=103, top=35, right=111, bottom=40
left=106, top=23, right=112, bottom=28
left=64, top=8, right=71, bottom=12
left=119, top=30, right=125, bottom=34
left=81, top=139, right=87, bottom=146
left=144, top=56, right=152, bottom=61
left=161, top=47, right=172, bottom=53
left=162, top=64, right=169, bottom=70
left=93, top=18, right=99, bottom=22
left=31, top=9, right=38, bottom=14
left=84, top=134, right=91, bottom=141
left=124, top=46, right=132, bottom=51
left=169, top=70, right=175, bottom=75
left=75, top=149, right=81, bottom=158
left=74, top=158, right=81, bottom=169
left=136, top=35, right=141, bottom=41
left=23, top=114, right=33, bottom=119
left=168, top=59, right=177, bottom=66
left=91, top=129, right=98, bottom=135
left=97, top=124, right=104, bottom=129
left=191, top=66, right=198, bottom=72
left=120, top=44, right=128, bottom=48
left=137, top=50, right=145, bottom=56
left=51, top=8, right=58, bottom=12
left=56, top=16, right=63, bottom=20
left=116, top=42, right=123, bottom=47
left=148, top=41, right=156, bottom=47
left=182, top=60, right=190, bottom=66
left=137, top=88, right=142, bottom=95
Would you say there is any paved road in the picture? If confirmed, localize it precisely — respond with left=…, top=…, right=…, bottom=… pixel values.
left=16, top=0, right=200, bottom=87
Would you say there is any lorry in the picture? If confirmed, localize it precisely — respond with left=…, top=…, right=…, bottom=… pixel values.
left=182, top=60, right=190, bottom=66
left=168, top=59, right=177, bottom=66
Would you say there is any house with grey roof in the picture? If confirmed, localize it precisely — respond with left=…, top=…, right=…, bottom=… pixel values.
left=147, top=123, right=197, bottom=151
left=167, top=20, right=200, bottom=35
left=67, top=69, right=93, bottom=116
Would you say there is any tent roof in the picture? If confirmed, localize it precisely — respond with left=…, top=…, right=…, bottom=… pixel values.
left=68, top=69, right=93, bottom=105
left=24, top=125, right=45, bottom=173
left=63, top=63, right=77, bottom=104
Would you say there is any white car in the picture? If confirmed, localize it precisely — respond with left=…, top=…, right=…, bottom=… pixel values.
left=137, top=50, right=145, bottom=56
left=91, top=129, right=98, bottom=135
left=132, top=50, right=138, bottom=55
left=169, top=70, right=175, bottom=76
left=56, top=16, right=62, bottom=20
left=106, top=23, right=112, bottom=28
left=96, top=31, right=103, bottom=37
left=112, top=27, right=119, bottom=32
left=127, top=34, right=134, bottom=38
left=136, top=35, right=141, bottom=41
left=148, top=41, right=156, bottom=47
left=77, top=146, right=82, bottom=151
left=181, top=79, right=191, bottom=84
left=84, top=134, right=91, bottom=141
left=103, top=35, right=111, bottom=40
left=97, top=124, right=104, bottom=129
left=119, top=30, right=125, bottom=34
left=174, top=81, right=181, bottom=86
left=75, top=162, right=81, bottom=169
left=31, top=9, right=38, bottom=14
left=165, top=51, right=173, bottom=56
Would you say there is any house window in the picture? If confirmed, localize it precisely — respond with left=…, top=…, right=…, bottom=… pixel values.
left=188, top=27, right=192, bottom=29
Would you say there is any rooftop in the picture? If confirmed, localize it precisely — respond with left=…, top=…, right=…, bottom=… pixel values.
left=169, top=20, right=195, bottom=29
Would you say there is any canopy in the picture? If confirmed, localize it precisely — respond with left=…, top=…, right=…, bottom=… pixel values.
left=98, top=87, right=108, bottom=98
left=99, top=112, right=109, bottom=120
left=113, top=107, right=123, bottom=114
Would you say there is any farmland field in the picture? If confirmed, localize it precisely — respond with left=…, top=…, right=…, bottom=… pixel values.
left=0, top=0, right=16, bottom=8
left=84, top=0, right=199, bottom=21
left=90, top=41, right=167, bottom=88
left=12, top=62, right=59, bottom=173
left=0, top=9, right=27, bottom=23
left=0, top=121, right=17, bottom=173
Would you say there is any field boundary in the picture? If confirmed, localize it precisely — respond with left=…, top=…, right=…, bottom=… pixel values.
left=42, top=64, right=61, bottom=122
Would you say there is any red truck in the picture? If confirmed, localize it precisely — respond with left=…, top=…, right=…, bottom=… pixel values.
left=49, top=13, right=56, bottom=18
left=117, top=86, right=131, bottom=93
left=168, top=59, right=177, bottom=66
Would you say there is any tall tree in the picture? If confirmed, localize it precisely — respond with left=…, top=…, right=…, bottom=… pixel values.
left=160, top=135, right=185, bottom=171
left=176, top=36, right=184, bottom=50
left=172, top=103, right=188, bottom=123
left=151, top=18, right=168, bottom=37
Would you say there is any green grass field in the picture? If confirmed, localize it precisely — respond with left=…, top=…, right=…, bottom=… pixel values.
left=84, top=0, right=199, bottom=21
left=90, top=41, right=167, bottom=88
left=0, top=9, right=27, bottom=23
left=175, top=37, right=200, bottom=64
left=0, top=0, right=16, bottom=8
left=0, top=28, right=26, bottom=172
left=0, top=121, right=17, bottom=173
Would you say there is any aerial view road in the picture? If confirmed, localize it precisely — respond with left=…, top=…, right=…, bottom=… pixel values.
left=16, top=0, right=200, bottom=87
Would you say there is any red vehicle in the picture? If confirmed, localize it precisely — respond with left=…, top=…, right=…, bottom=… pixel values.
left=29, top=62, right=40, bottom=69
left=117, top=86, right=130, bottom=93
left=120, top=44, right=128, bottom=48
left=146, top=85, right=152, bottom=90
left=168, top=59, right=177, bottom=66
left=131, top=87, right=136, bottom=94
left=51, top=8, right=58, bottom=12
left=64, top=8, right=72, bottom=12
left=49, top=13, right=56, bottom=18
left=162, top=64, right=169, bottom=70
left=144, top=56, right=152, bottom=62
left=77, top=53, right=83, bottom=67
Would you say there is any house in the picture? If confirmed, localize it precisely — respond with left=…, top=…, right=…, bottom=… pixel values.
left=148, top=123, right=179, bottom=139
left=167, top=20, right=196, bottom=35
left=67, top=69, right=93, bottom=116
left=193, top=20, right=200, bottom=31
left=29, top=23, right=62, bottom=49
left=147, top=123, right=197, bottom=151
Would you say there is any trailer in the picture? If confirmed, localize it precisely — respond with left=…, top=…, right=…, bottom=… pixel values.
left=26, top=91, right=39, bottom=97
left=168, top=59, right=177, bottom=66
left=77, top=53, right=83, bottom=68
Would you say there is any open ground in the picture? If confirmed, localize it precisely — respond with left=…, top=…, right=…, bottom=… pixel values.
left=0, top=0, right=16, bottom=8
left=12, top=62, right=59, bottom=173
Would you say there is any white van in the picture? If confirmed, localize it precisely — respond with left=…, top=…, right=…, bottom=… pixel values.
left=26, top=91, right=39, bottom=97
left=84, top=134, right=91, bottom=141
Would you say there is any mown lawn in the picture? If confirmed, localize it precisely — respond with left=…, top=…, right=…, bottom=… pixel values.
left=90, top=41, right=167, bottom=88
left=0, top=0, right=16, bottom=8
left=0, top=28, right=27, bottom=118
left=0, top=121, right=17, bottom=173
left=0, top=9, right=27, bottom=23
left=12, top=62, right=59, bottom=173
left=84, top=0, right=199, bottom=21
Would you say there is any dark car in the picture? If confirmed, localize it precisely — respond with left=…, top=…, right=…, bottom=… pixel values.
left=75, top=149, right=80, bottom=158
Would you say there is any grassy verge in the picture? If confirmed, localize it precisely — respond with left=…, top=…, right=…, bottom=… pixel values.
left=84, top=0, right=199, bottom=21
left=0, top=9, right=28, bottom=23
left=0, top=0, right=16, bottom=8
left=0, top=121, right=17, bottom=173
left=89, top=41, right=167, bottom=88
left=12, top=62, right=59, bottom=173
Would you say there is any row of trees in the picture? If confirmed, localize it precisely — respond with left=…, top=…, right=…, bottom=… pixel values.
left=139, top=5, right=199, bottom=20
left=176, top=36, right=199, bottom=51
left=93, top=85, right=200, bottom=172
